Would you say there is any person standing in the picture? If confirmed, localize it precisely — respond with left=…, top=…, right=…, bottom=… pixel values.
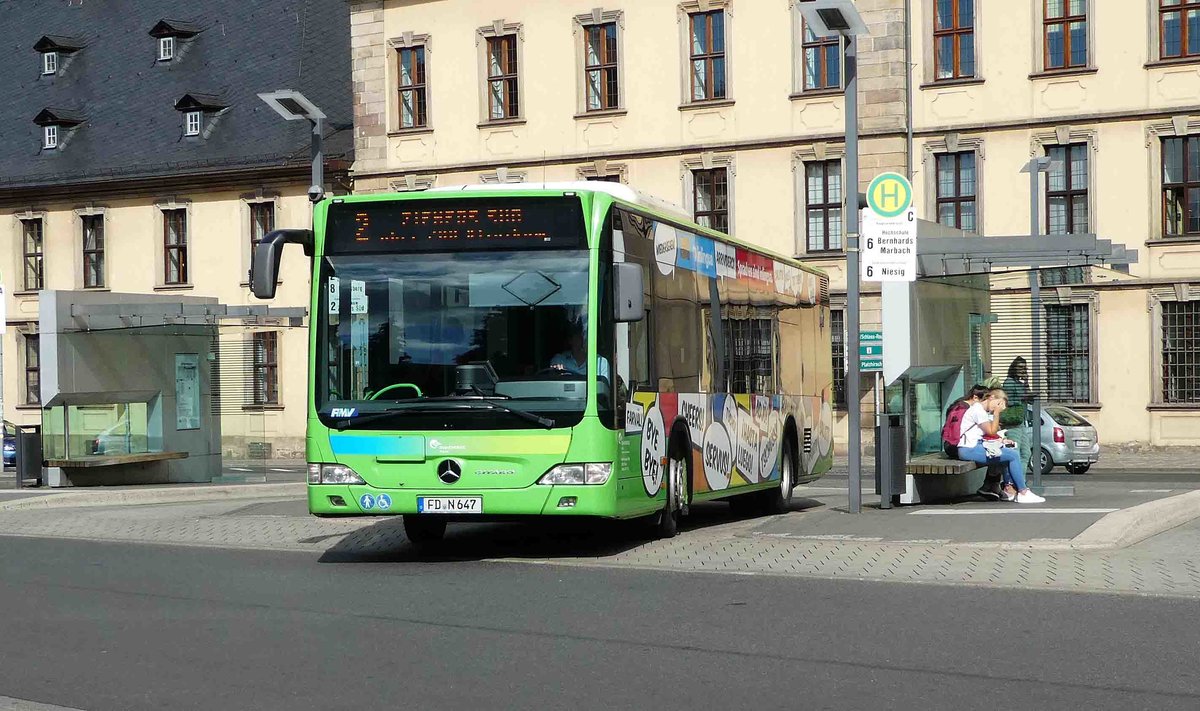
left=1002, top=357, right=1034, bottom=476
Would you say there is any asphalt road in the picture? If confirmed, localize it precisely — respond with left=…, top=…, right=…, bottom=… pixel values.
left=0, top=537, right=1198, bottom=710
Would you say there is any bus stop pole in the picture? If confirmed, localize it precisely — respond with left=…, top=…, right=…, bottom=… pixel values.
left=1028, top=165, right=1044, bottom=492
left=845, top=34, right=862, bottom=514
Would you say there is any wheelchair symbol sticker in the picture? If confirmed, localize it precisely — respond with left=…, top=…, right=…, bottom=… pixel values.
left=376, top=493, right=392, bottom=511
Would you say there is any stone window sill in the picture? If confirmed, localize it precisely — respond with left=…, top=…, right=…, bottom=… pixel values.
left=678, top=99, right=735, bottom=111
left=574, top=108, right=628, bottom=120
left=1146, top=403, right=1200, bottom=411
left=789, top=88, right=843, bottom=100
left=1146, top=236, right=1200, bottom=247
left=1028, top=67, right=1098, bottom=80
left=154, top=284, right=194, bottom=292
left=15, top=404, right=43, bottom=411
left=242, top=404, right=285, bottom=412
left=919, top=77, right=985, bottom=90
left=1145, top=57, right=1200, bottom=70
left=387, top=127, right=434, bottom=137
left=477, top=118, right=526, bottom=129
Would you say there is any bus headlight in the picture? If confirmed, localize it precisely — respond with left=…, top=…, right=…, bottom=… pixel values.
left=308, top=463, right=365, bottom=485
left=538, top=463, right=611, bottom=486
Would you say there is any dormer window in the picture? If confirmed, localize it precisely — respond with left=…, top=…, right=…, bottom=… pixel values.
left=34, top=107, right=84, bottom=151
left=33, top=35, right=82, bottom=77
left=185, top=110, right=202, bottom=136
left=149, top=20, right=200, bottom=63
left=174, top=93, right=227, bottom=139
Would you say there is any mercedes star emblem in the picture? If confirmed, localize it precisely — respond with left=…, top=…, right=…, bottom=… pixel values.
left=437, top=459, right=462, bottom=484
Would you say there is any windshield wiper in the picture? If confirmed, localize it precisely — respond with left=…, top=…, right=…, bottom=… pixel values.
left=469, top=386, right=555, bottom=429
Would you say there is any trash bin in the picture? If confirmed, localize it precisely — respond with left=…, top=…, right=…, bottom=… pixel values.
left=15, top=425, right=42, bottom=488
left=874, top=414, right=905, bottom=509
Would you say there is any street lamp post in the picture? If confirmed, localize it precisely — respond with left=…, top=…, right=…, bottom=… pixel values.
left=1020, top=156, right=1057, bottom=492
left=257, top=90, right=329, bottom=204
left=799, top=0, right=869, bottom=513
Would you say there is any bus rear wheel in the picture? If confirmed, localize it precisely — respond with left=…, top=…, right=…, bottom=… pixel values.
left=760, top=435, right=797, bottom=515
left=403, top=515, right=446, bottom=545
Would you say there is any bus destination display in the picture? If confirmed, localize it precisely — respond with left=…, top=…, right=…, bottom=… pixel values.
left=326, top=197, right=585, bottom=253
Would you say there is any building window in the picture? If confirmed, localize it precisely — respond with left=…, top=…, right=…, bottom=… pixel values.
left=1161, top=0, right=1200, bottom=59
left=24, top=335, right=40, bottom=405
left=584, top=22, right=620, bottom=111
left=159, top=36, right=175, bottom=61
left=1047, top=144, right=1088, bottom=234
left=398, top=45, right=428, bottom=129
left=42, top=51, right=57, bottom=75
left=934, top=0, right=975, bottom=79
left=1161, top=300, right=1200, bottom=404
left=252, top=332, right=280, bottom=405
left=184, top=110, right=202, bottom=137
left=43, top=125, right=58, bottom=149
left=163, top=209, right=188, bottom=284
left=587, top=175, right=622, bottom=183
left=21, top=218, right=44, bottom=292
left=936, top=152, right=977, bottom=232
left=82, top=214, right=105, bottom=288
left=1044, top=0, right=1087, bottom=70
left=806, top=160, right=843, bottom=251
left=1040, top=266, right=1085, bottom=286
left=250, top=202, right=274, bottom=255
left=801, top=11, right=840, bottom=90
left=689, top=10, right=727, bottom=102
left=1046, top=303, right=1090, bottom=403
left=486, top=35, right=519, bottom=120
left=693, top=168, right=729, bottom=233
left=831, top=309, right=846, bottom=406
left=1163, top=136, right=1200, bottom=236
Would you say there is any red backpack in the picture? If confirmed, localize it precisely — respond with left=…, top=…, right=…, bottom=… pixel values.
left=941, top=400, right=970, bottom=448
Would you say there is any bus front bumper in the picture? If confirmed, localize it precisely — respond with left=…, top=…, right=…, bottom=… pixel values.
left=308, top=483, right=619, bottom=518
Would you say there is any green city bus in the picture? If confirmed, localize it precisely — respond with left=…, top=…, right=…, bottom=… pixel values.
left=252, top=183, right=834, bottom=542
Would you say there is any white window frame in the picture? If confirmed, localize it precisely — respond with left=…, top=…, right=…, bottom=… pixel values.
left=1149, top=284, right=1200, bottom=405
left=42, top=51, right=58, bottom=75
left=921, top=0, right=983, bottom=85
left=1146, top=116, right=1200, bottom=240
left=73, top=205, right=109, bottom=290
left=792, top=143, right=847, bottom=256
left=154, top=198, right=193, bottom=288
left=1030, top=126, right=1098, bottom=235
left=1042, top=287, right=1099, bottom=405
left=159, top=36, right=175, bottom=61
left=43, top=125, right=58, bottom=149
left=185, top=110, right=202, bottom=137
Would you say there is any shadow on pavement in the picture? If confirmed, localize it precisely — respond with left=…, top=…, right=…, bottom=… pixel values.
left=317, top=497, right=826, bottom=564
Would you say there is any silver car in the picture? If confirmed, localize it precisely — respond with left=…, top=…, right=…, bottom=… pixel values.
left=1038, top=405, right=1099, bottom=475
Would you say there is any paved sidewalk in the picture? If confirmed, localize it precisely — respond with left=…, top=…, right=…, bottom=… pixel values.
left=3, top=474, right=1200, bottom=598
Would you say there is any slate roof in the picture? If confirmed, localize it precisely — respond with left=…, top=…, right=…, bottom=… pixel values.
left=0, top=0, right=352, bottom=190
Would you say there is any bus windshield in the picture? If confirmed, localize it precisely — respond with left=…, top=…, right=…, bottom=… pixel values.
left=317, top=248, right=597, bottom=430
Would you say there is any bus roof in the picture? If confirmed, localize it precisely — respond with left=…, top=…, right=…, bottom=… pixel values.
left=423, top=182, right=822, bottom=276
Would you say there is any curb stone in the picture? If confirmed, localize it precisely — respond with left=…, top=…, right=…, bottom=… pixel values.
left=1069, top=488, right=1200, bottom=550
left=0, top=483, right=306, bottom=511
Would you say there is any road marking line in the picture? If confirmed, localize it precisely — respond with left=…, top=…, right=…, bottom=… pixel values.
left=228, top=467, right=252, bottom=472
left=1129, top=489, right=1173, bottom=493
left=908, top=508, right=1118, bottom=515
left=269, top=468, right=297, bottom=472
left=0, top=695, right=88, bottom=711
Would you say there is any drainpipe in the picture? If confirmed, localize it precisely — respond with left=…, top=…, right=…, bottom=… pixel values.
left=904, top=0, right=913, bottom=181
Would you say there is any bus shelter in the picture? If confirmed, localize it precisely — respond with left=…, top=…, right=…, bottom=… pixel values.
left=877, top=227, right=1137, bottom=504
left=33, top=290, right=305, bottom=487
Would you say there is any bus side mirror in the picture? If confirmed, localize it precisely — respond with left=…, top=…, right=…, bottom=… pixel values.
left=251, top=229, right=314, bottom=299
left=613, top=262, right=644, bottom=323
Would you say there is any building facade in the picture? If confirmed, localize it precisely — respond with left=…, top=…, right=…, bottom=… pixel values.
left=347, top=0, right=1200, bottom=450
left=0, top=0, right=353, bottom=458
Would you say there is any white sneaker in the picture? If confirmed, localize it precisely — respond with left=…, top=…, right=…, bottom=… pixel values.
left=1016, top=490, right=1045, bottom=504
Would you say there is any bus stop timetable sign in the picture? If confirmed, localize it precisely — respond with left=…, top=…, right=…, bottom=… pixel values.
left=862, top=172, right=916, bottom=282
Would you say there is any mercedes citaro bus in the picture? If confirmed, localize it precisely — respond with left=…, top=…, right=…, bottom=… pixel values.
left=251, top=183, right=833, bottom=543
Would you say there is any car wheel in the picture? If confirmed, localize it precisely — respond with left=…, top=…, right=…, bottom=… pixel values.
left=1039, top=448, right=1054, bottom=476
left=1067, top=463, right=1091, bottom=475
left=655, top=438, right=688, bottom=539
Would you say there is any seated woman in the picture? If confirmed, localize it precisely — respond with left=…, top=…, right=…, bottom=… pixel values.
left=956, top=389, right=1045, bottom=504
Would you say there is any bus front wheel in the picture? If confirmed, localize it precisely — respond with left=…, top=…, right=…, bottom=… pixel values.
left=403, top=515, right=447, bottom=545
left=655, top=438, right=690, bottom=539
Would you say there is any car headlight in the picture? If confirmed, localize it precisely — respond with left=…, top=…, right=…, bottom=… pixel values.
left=537, top=463, right=611, bottom=486
left=307, top=463, right=365, bottom=485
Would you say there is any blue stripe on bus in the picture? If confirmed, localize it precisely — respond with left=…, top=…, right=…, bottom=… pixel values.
left=329, top=435, right=424, bottom=457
